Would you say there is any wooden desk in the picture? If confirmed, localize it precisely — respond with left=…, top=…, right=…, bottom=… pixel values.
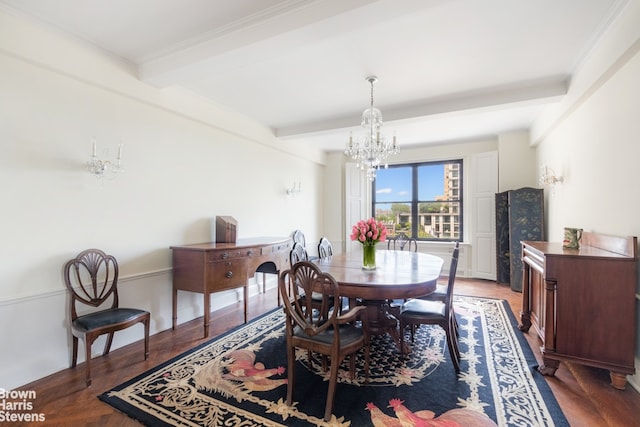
left=314, top=250, right=444, bottom=347
left=171, top=236, right=291, bottom=337
left=519, top=232, right=637, bottom=389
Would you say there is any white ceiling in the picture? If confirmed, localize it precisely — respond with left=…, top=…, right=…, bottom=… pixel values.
left=0, top=0, right=627, bottom=152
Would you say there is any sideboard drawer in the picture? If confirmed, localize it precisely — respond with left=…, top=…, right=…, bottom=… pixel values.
left=265, top=241, right=292, bottom=254
left=207, top=249, right=245, bottom=261
left=207, top=259, right=247, bottom=291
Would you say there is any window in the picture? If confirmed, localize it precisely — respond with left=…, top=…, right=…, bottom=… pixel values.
left=372, top=160, right=463, bottom=241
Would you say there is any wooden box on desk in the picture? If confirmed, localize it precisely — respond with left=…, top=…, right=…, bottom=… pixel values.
left=215, top=216, right=237, bottom=243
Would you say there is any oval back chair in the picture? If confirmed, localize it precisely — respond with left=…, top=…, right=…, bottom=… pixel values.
left=63, top=248, right=150, bottom=386
left=387, top=232, right=418, bottom=252
left=317, top=237, right=334, bottom=258
left=279, top=261, right=369, bottom=421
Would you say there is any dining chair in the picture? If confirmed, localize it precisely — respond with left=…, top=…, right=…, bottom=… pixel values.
left=290, top=242, right=309, bottom=265
left=289, top=242, right=331, bottom=318
left=279, top=261, right=369, bottom=421
left=317, top=237, right=333, bottom=258
left=387, top=231, right=417, bottom=252
left=291, top=229, right=306, bottom=247
left=63, top=249, right=150, bottom=386
left=291, top=229, right=319, bottom=260
left=386, top=232, right=418, bottom=313
left=417, top=241, right=461, bottom=335
left=399, top=243, right=460, bottom=372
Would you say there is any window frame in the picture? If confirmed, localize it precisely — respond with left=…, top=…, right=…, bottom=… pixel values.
left=372, top=159, right=463, bottom=242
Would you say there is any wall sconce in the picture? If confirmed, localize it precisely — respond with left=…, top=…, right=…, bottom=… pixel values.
left=286, top=181, right=301, bottom=197
left=87, top=138, right=124, bottom=178
left=539, top=164, right=563, bottom=189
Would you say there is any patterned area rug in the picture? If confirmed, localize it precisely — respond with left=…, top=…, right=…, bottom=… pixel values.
left=99, top=296, right=568, bottom=426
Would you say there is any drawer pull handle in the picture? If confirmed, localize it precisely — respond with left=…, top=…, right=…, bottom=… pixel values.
left=221, top=253, right=229, bottom=259
left=225, top=271, right=233, bottom=279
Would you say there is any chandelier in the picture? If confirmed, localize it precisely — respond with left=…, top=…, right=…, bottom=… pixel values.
left=344, top=76, right=399, bottom=181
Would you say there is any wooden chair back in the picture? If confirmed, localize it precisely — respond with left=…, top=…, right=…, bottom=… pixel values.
left=444, top=243, right=460, bottom=312
left=317, top=237, right=333, bottom=258
left=280, top=261, right=340, bottom=335
left=64, top=249, right=120, bottom=318
left=291, top=229, right=306, bottom=247
left=387, top=232, right=418, bottom=252
left=289, top=242, right=309, bottom=265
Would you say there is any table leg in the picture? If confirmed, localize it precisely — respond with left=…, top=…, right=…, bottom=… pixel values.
left=243, top=283, right=248, bottom=323
left=203, top=291, right=210, bottom=338
left=172, top=285, right=178, bottom=330
left=361, top=300, right=404, bottom=351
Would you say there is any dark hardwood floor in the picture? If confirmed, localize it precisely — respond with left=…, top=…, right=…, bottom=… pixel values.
left=11, top=278, right=640, bottom=426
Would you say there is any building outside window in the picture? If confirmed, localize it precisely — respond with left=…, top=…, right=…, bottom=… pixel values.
left=372, top=160, right=463, bottom=241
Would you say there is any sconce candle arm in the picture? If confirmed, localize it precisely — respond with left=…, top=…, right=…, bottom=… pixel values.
left=539, top=164, right=563, bottom=187
left=285, top=181, right=301, bottom=197
left=87, top=139, right=124, bottom=178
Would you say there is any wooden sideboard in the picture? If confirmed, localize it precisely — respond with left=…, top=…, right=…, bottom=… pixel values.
left=171, top=236, right=291, bottom=337
left=519, top=232, right=638, bottom=389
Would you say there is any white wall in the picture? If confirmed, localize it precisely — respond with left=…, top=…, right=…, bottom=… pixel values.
left=497, top=130, right=537, bottom=192
left=323, top=152, right=346, bottom=253
left=532, top=0, right=640, bottom=390
left=0, top=9, right=324, bottom=390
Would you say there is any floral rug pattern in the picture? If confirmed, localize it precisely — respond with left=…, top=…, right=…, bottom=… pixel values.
left=99, top=296, right=567, bottom=426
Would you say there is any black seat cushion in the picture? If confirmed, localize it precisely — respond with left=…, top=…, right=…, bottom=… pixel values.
left=292, top=324, right=364, bottom=346
left=401, top=298, right=445, bottom=317
left=73, top=308, right=147, bottom=331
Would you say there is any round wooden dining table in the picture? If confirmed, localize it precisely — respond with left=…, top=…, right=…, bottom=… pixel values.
left=313, top=250, right=444, bottom=350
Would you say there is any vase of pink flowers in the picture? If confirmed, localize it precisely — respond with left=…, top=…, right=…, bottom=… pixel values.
left=350, top=217, right=387, bottom=270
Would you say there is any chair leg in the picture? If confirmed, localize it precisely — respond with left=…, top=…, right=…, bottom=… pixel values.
left=84, top=339, right=92, bottom=387
left=364, top=345, right=370, bottom=383
left=348, top=354, right=356, bottom=379
left=445, top=328, right=460, bottom=373
left=452, top=307, right=459, bottom=337
left=71, top=336, right=78, bottom=367
left=324, top=358, right=340, bottom=421
left=399, top=320, right=406, bottom=357
left=450, top=317, right=461, bottom=360
left=286, top=347, right=296, bottom=406
left=103, top=332, right=115, bottom=355
left=144, top=318, right=150, bottom=360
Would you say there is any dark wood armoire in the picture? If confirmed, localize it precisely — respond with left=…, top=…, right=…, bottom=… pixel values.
left=495, top=187, right=544, bottom=291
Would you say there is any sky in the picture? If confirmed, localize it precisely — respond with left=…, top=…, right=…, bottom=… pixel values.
left=374, top=164, right=445, bottom=203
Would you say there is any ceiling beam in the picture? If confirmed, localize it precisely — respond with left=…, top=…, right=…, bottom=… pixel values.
left=275, top=76, right=568, bottom=138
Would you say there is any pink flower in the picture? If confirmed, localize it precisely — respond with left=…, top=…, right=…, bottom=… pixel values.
left=350, top=217, right=387, bottom=245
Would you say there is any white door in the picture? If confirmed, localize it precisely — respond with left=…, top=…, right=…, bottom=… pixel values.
left=471, top=151, right=498, bottom=280
left=345, top=163, right=367, bottom=253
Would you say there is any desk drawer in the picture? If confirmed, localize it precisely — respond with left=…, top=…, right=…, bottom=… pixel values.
left=207, top=259, right=247, bottom=291
left=207, top=249, right=246, bottom=261
left=264, top=241, right=292, bottom=254
left=264, top=242, right=292, bottom=269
